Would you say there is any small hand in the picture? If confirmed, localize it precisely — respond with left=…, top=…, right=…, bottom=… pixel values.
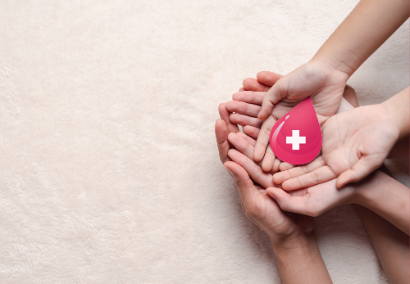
left=255, top=61, right=350, bottom=162
left=228, top=71, right=290, bottom=173
left=229, top=70, right=356, bottom=173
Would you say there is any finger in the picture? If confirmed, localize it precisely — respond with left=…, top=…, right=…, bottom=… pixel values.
left=243, top=125, right=260, bottom=139
left=256, top=71, right=283, bottom=87
left=254, top=115, right=276, bottom=161
left=336, top=156, right=380, bottom=188
left=224, top=161, right=257, bottom=204
left=239, top=87, right=245, bottom=92
left=228, top=149, right=274, bottom=188
left=261, top=145, right=275, bottom=172
left=237, top=132, right=256, bottom=147
left=227, top=133, right=254, bottom=159
left=282, top=166, right=336, bottom=191
left=272, top=158, right=282, bottom=173
left=266, top=187, right=316, bottom=216
left=218, top=103, right=239, bottom=133
left=215, top=119, right=231, bottom=163
left=232, top=91, right=264, bottom=105
left=229, top=113, right=263, bottom=128
left=278, top=162, right=294, bottom=171
left=226, top=100, right=261, bottom=117
left=258, top=80, right=285, bottom=120
left=243, top=78, right=270, bottom=92
left=273, top=157, right=326, bottom=184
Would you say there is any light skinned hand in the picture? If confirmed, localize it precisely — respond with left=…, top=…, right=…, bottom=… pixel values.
left=229, top=71, right=357, bottom=174
left=227, top=131, right=356, bottom=217
left=273, top=96, right=402, bottom=190
left=215, top=118, right=314, bottom=242
left=228, top=71, right=287, bottom=173
left=254, top=61, right=350, bottom=162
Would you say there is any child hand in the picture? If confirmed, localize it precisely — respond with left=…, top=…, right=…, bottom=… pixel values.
left=255, top=61, right=349, bottom=162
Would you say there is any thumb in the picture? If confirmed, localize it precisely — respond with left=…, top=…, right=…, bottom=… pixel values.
left=224, top=161, right=256, bottom=202
left=336, top=156, right=380, bottom=188
left=258, top=79, right=286, bottom=120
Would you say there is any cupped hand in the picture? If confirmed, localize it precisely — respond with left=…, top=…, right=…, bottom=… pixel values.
left=222, top=133, right=314, bottom=242
left=227, top=131, right=358, bottom=217
left=215, top=107, right=313, bottom=242
left=273, top=102, right=400, bottom=190
left=229, top=70, right=357, bottom=171
left=254, top=61, right=350, bottom=162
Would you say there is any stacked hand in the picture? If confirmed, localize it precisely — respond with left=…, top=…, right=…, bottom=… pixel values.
left=215, top=104, right=314, bottom=244
left=219, top=70, right=407, bottom=217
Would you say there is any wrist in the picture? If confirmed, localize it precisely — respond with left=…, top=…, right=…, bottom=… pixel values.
left=270, top=232, right=316, bottom=255
left=349, top=171, right=385, bottom=208
left=271, top=232, right=323, bottom=270
left=306, top=58, right=350, bottom=86
left=310, top=48, right=358, bottom=78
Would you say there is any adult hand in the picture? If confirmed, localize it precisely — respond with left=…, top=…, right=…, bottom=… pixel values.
left=221, top=139, right=314, bottom=243
left=254, top=61, right=349, bottom=162
left=215, top=109, right=313, bottom=243
left=227, top=131, right=357, bottom=217
left=216, top=110, right=333, bottom=284
left=273, top=101, right=400, bottom=189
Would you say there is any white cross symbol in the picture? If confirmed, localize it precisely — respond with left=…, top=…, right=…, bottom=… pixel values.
left=286, top=130, right=306, bottom=150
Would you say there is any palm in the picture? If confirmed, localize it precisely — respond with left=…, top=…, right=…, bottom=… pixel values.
left=261, top=61, right=349, bottom=125
left=275, top=104, right=400, bottom=190
left=253, top=63, right=350, bottom=161
left=268, top=179, right=356, bottom=217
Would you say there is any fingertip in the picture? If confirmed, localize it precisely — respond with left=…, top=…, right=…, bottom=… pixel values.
left=227, top=131, right=235, bottom=140
left=266, top=187, right=289, bottom=208
left=336, top=173, right=350, bottom=189
left=253, top=148, right=264, bottom=162
left=262, top=159, right=273, bottom=173
left=218, top=103, right=226, bottom=112
left=281, top=180, right=296, bottom=191
left=272, top=173, right=282, bottom=184
left=257, top=71, right=283, bottom=86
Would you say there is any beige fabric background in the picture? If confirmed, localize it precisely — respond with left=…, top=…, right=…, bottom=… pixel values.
left=0, top=0, right=408, bottom=283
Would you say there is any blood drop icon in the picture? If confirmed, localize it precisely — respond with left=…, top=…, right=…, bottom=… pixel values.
left=269, top=97, right=322, bottom=165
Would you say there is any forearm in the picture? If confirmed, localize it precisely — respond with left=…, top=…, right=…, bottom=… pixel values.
left=354, top=205, right=409, bottom=284
left=312, top=0, right=409, bottom=76
left=353, top=171, right=409, bottom=235
left=382, top=87, right=410, bottom=140
left=271, top=234, right=332, bottom=284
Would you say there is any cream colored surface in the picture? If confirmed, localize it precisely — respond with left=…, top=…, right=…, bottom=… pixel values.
left=0, top=0, right=408, bottom=283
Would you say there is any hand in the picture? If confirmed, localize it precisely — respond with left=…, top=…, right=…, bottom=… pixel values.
left=273, top=102, right=400, bottom=190
left=254, top=61, right=350, bottom=161
left=228, top=71, right=295, bottom=173
left=229, top=71, right=357, bottom=172
left=227, top=131, right=358, bottom=218
left=216, top=110, right=332, bottom=284
left=215, top=113, right=313, bottom=243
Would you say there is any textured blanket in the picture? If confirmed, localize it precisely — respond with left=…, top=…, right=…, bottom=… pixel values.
left=0, top=0, right=408, bottom=283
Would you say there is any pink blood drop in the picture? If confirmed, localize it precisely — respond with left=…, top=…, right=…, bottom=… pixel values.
left=269, top=97, right=322, bottom=165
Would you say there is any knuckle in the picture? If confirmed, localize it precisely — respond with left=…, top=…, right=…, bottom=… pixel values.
left=310, top=171, right=319, bottom=185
